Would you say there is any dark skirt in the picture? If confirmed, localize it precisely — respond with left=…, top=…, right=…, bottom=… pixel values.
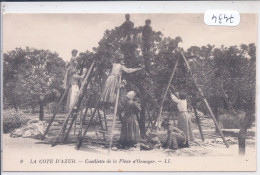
left=119, top=114, right=140, bottom=147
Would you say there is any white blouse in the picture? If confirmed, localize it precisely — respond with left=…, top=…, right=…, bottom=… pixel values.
left=110, top=63, right=138, bottom=76
left=170, top=93, right=187, bottom=112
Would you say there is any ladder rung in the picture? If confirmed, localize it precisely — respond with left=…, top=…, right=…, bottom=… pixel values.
left=198, top=124, right=214, bottom=128
left=203, top=133, right=220, bottom=137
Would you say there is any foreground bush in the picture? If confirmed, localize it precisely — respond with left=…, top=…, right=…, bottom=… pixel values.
left=219, top=111, right=245, bottom=129
left=3, top=109, right=28, bottom=133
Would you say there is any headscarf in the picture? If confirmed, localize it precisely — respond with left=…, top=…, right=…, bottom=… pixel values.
left=126, top=91, right=136, bottom=100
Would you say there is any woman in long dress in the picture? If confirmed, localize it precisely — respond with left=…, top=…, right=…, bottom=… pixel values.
left=170, top=91, right=194, bottom=146
left=64, top=59, right=84, bottom=111
left=119, top=91, right=141, bottom=147
left=100, top=56, right=142, bottom=105
left=67, top=70, right=84, bottom=111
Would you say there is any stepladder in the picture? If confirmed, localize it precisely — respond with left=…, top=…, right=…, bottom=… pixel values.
left=180, top=51, right=229, bottom=148
left=147, top=51, right=229, bottom=148
left=48, top=61, right=106, bottom=146
left=76, top=75, right=122, bottom=151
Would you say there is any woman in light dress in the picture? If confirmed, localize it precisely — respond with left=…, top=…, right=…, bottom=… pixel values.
left=100, top=54, right=142, bottom=105
left=64, top=57, right=85, bottom=111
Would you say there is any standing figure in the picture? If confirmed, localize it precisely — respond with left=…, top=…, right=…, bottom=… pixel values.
left=120, top=14, right=134, bottom=44
left=142, top=19, right=153, bottom=73
left=142, top=19, right=152, bottom=53
left=100, top=54, right=142, bottom=105
left=63, top=49, right=84, bottom=111
left=63, top=49, right=79, bottom=89
left=170, top=91, right=194, bottom=146
left=67, top=69, right=85, bottom=111
left=119, top=91, right=141, bottom=147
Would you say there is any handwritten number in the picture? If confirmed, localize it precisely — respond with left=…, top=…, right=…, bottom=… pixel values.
left=229, top=15, right=234, bottom=23
left=211, top=14, right=217, bottom=23
left=211, top=14, right=235, bottom=24
left=218, top=14, right=222, bottom=24
left=224, top=14, right=228, bottom=22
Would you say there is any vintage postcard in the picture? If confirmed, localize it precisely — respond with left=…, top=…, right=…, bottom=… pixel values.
left=1, top=1, right=258, bottom=172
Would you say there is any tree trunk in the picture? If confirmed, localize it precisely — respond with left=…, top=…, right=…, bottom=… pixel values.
left=134, top=83, right=147, bottom=139
left=212, top=95, right=219, bottom=132
left=39, top=100, right=44, bottom=121
left=238, top=91, right=255, bottom=155
left=238, top=125, right=247, bottom=155
left=238, top=111, right=254, bottom=155
left=139, top=95, right=146, bottom=138
left=31, top=105, right=35, bottom=114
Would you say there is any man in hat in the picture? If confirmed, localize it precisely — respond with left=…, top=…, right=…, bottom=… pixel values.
left=170, top=91, right=194, bottom=146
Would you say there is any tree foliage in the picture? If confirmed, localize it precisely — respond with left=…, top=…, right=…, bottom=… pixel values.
left=3, top=20, right=256, bottom=138
left=3, top=47, right=66, bottom=115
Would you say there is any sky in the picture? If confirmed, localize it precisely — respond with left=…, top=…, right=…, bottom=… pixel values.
left=3, top=13, right=257, bottom=62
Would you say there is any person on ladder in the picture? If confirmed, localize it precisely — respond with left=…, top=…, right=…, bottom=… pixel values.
left=120, top=14, right=134, bottom=44
left=100, top=53, right=143, bottom=108
left=63, top=56, right=86, bottom=112
left=170, top=90, right=194, bottom=147
left=63, top=49, right=79, bottom=91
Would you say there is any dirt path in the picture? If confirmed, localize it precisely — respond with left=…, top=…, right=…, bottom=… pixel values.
left=2, top=133, right=256, bottom=171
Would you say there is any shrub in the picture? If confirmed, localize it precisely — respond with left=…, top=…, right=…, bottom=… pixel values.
left=218, top=111, right=245, bottom=129
left=3, top=109, right=28, bottom=133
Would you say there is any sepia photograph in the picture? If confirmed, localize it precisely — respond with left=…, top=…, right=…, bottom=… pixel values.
left=1, top=2, right=258, bottom=172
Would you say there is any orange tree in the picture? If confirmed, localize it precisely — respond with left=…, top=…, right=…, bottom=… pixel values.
left=3, top=47, right=66, bottom=120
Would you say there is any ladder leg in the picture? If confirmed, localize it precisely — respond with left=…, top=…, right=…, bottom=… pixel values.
left=42, top=87, right=69, bottom=140
left=109, top=75, right=122, bottom=153
left=51, top=61, right=95, bottom=146
left=156, top=58, right=179, bottom=131
left=103, top=110, right=108, bottom=130
left=77, top=94, right=94, bottom=138
left=76, top=99, right=100, bottom=149
left=193, top=107, right=205, bottom=141
left=63, top=112, right=78, bottom=142
left=51, top=112, right=72, bottom=146
left=180, top=52, right=229, bottom=148
left=78, top=107, right=88, bottom=138
left=77, top=93, right=97, bottom=139
left=204, top=99, right=229, bottom=147
left=97, top=110, right=107, bottom=141
left=73, top=113, right=78, bottom=135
